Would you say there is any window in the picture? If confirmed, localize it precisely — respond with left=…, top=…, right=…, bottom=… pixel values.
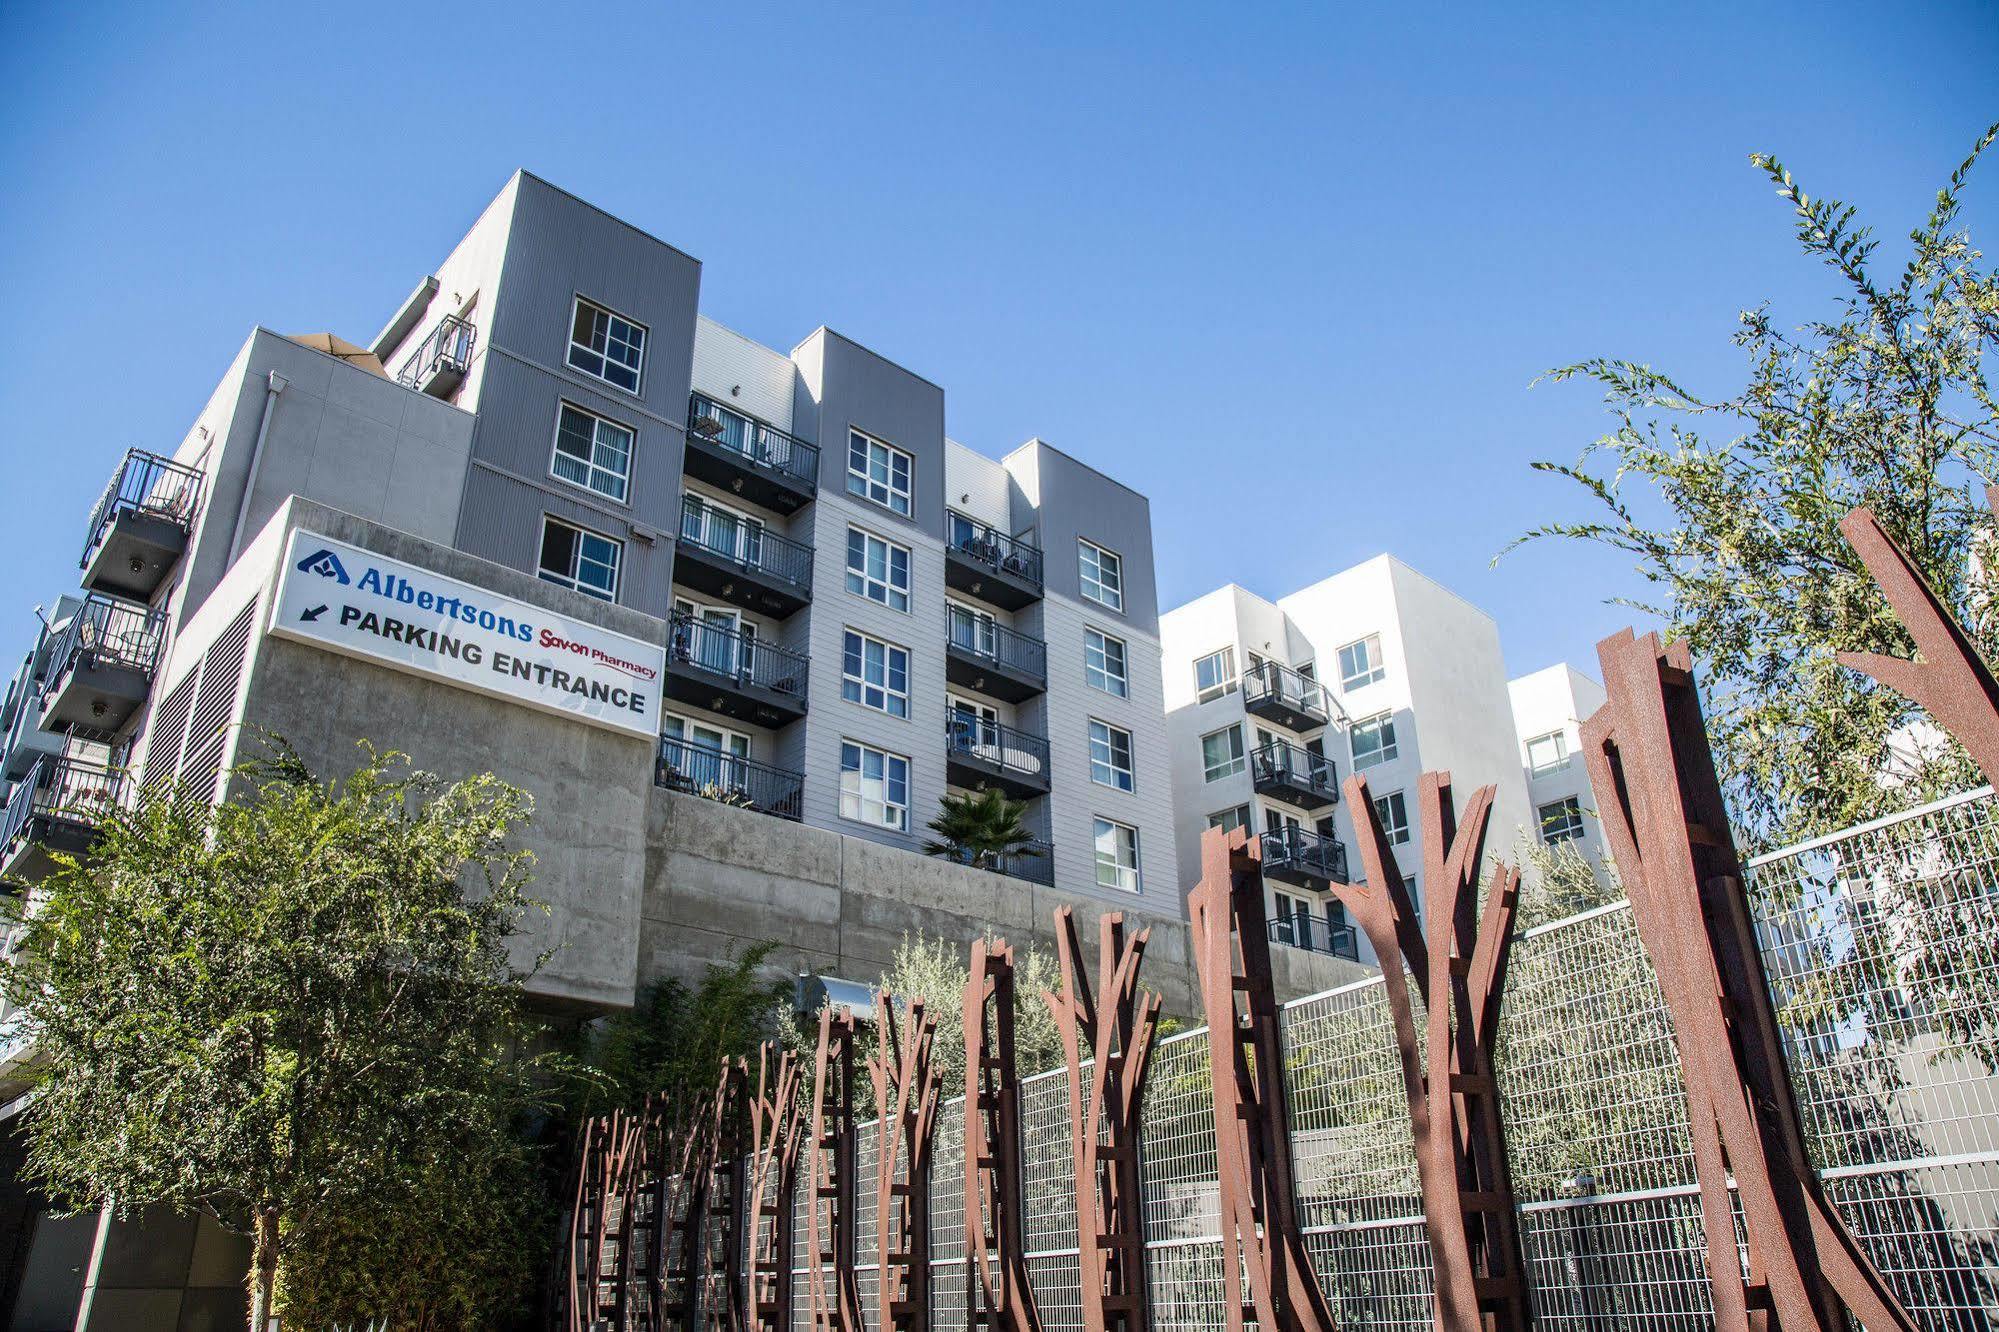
left=1526, top=730, right=1570, bottom=776
left=1093, top=817, right=1140, bottom=893
left=841, top=630, right=910, bottom=718
left=661, top=715, right=751, bottom=789
left=1195, top=647, right=1237, bottom=703
left=845, top=527, right=911, bottom=612
left=1089, top=720, right=1135, bottom=792
left=1085, top=628, right=1129, bottom=698
left=1350, top=712, right=1398, bottom=769
left=1202, top=724, right=1246, bottom=782
left=568, top=297, right=647, bottom=393
left=1079, top=539, right=1123, bottom=611
left=1373, top=790, right=1410, bottom=845
left=847, top=429, right=913, bottom=516
left=538, top=516, right=621, bottom=601
left=1539, top=796, right=1586, bottom=844
left=548, top=403, right=634, bottom=502
left=840, top=741, right=910, bottom=831
left=682, top=495, right=765, bottom=563
left=948, top=601, right=997, bottom=657
left=1338, top=634, right=1386, bottom=690
left=1208, top=804, right=1251, bottom=835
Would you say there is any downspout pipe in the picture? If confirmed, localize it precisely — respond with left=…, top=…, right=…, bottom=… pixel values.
left=225, top=370, right=289, bottom=563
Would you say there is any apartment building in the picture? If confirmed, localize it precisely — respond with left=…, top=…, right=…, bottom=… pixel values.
left=0, top=170, right=1182, bottom=961
left=1161, top=557, right=1533, bottom=967
left=1507, top=663, right=1611, bottom=877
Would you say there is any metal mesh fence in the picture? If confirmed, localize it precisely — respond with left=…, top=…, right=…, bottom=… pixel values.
left=776, top=787, right=1999, bottom=1330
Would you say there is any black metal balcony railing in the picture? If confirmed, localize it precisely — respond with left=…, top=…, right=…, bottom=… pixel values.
left=0, top=754, right=123, bottom=861
left=655, top=736, right=803, bottom=821
left=947, top=615, right=1047, bottom=681
left=396, top=313, right=477, bottom=390
left=1261, top=825, right=1350, bottom=884
left=1268, top=913, right=1359, bottom=961
left=1243, top=658, right=1333, bottom=729
left=993, top=838, right=1055, bottom=886
left=1251, top=739, right=1340, bottom=800
left=945, top=716, right=1050, bottom=782
left=43, top=596, right=168, bottom=691
left=679, top=497, right=814, bottom=592
left=667, top=612, right=810, bottom=702
left=946, top=512, right=1043, bottom=590
left=80, top=450, right=204, bottom=569
left=688, top=393, right=820, bottom=488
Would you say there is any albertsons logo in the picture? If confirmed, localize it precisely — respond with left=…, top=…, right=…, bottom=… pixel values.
left=297, top=548, right=351, bottom=585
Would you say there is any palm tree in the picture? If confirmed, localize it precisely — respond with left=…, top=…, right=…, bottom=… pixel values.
left=924, top=789, right=1039, bottom=870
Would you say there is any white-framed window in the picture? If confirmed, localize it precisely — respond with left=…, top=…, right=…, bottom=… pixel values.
left=1526, top=730, right=1570, bottom=776
left=840, top=740, right=910, bottom=832
left=1350, top=712, right=1398, bottom=769
left=1088, top=720, right=1135, bottom=792
left=1195, top=647, right=1237, bottom=703
left=948, top=600, right=998, bottom=657
left=841, top=629, right=910, bottom=718
left=1079, top=539, right=1123, bottom=611
left=1093, top=817, right=1140, bottom=893
left=1374, top=789, right=1411, bottom=845
left=1202, top=724, right=1246, bottom=782
left=1208, top=804, right=1251, bottom=834
left=845, top=526, right=911, bottom=612
left=1539, top=796, right=1586, bottom=844
left=672, top=596, right=756, bottom=674
left=568, top=296, right=647, bottom=394
left=660, top=714, right=751, bottom=788
left=1338, top=634, right=1386, bottom=691
left=537, top=515, right=621, bottom=601
left=681, top=493, right=765, bottom=563
left=550, top=402, right=634, bottom=502
left=847, top=429, right=913, bottom=516
left=1085, top=628, right=1129, bottom=698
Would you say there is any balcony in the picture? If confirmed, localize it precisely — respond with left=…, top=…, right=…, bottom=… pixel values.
left=1243, top=660, right=1333, bottom=733
left=945, top=717, right=1050, bottom=800
left=0, top=755, right=123, bottom=888
left=665, top=612, right=809, bottom=728
left=675, top=496, right=813, bottom=618
left=1268, top=913, right=1359, bottom=962
left=396, top=313, right=476, bottom=398
left=38, top=596, right=167, bottom=737
left=686, top=394, right=819, bottom=516
left=944, top=512, right=1043, bottom=611
left=1260, top=826, right=1349, bottom=890
left=79, top=450, right=203, bottom=603
left=655, top=737, right=803, bottom=822
left=1251, top=740, right=1340, bottom=812
left=944, top=616, right=1047, bottom=704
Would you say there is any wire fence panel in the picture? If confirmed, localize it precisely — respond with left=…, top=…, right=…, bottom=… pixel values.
left=754, top=788, right=1999, bottom=1332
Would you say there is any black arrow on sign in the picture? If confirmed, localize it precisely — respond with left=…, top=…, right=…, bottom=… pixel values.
left=301, top=604, right=328, bottom=622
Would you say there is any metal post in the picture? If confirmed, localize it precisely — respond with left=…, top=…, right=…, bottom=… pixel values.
left=963, top=938, right=1043, bottom=1332
left=870, top=994, right=943, bottom=1332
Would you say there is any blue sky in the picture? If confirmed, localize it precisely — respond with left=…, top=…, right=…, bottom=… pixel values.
left=2, top=3, right=1993, bottom=683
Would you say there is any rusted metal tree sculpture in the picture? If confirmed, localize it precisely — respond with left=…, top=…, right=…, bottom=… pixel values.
left=696, top=1060, right=750, bottom=1332
left=1836, top=494, right=1999, bottom=779
left=559, top=1102, right=665, bottom=1332
left=1188, top=826, right=1336, bottom=1332
left=744, top=1042, right=807, bottom=1332
left=804, top=1008, right=865, bottom=1332
left=963, top=937, right=1044, bottom=1332
left=1582, top=627, right=1917, bottom=1332
left=1041, top=907, right=1162, bottom=1332
left=1337, top=771, right=1530, bottom=1332
left=661, top=1064, right=743, bottom=1332
left=869, top=992, right=944, bottom=1332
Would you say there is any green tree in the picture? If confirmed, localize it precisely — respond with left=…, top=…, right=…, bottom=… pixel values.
left=1509, top=123, right=1999, bottom=848
left=851, top=932, right=1065, bottom=1098
left=922, top=789, right=1040, bottom=870
left=574, top=941, right=793, bottom=1117
left=0, top=743, right=556, bottom=1332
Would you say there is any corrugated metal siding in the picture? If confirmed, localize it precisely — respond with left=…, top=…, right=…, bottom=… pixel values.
left=692, top=318, right=798, bottom=436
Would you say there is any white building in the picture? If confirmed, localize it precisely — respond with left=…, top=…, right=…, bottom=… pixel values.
left=1161, top=556, right=1533, bottom=967
left=1507, top=663, right=1610, bottom=877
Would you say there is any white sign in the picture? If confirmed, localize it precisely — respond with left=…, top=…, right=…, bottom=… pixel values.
left=269, top=530, right=665, bottom=739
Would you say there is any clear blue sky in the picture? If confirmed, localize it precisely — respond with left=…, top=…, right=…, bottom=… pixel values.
left=2, top=3, right=1993, bottom=683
